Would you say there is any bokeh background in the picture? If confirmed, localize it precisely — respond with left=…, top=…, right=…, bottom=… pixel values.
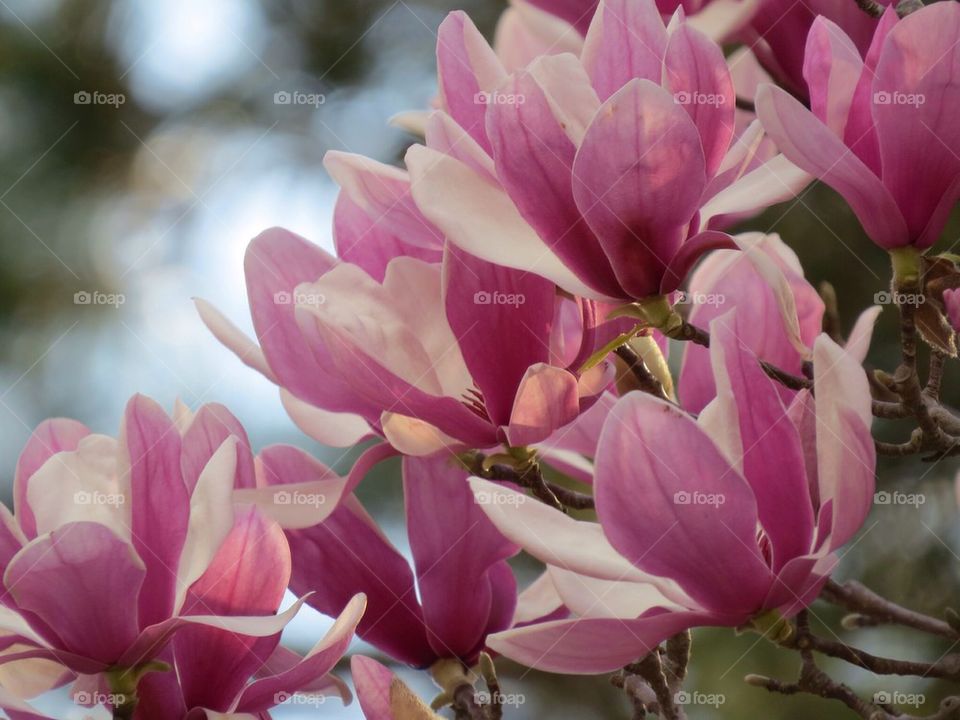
left=0, top=0, right=958, bottom=717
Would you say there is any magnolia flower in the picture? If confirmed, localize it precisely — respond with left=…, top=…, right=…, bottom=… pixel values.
left=468, top=317, right=875, bottom=673
left=199, top=227, right=608, bottom=458
left=258, top=452, right=526, bottom=669
left=678, top=233, right=825, bottom=412
left=404, top=0, right=808, bottom=309
left=945, top=289, right=960, bottom=333
left=0, top=396, right=361, bottom=717
left=757, top=3, right=960, bottom=250
left=743, top=0, right=886, bottom=98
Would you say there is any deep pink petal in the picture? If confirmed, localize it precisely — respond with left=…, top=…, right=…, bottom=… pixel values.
left=351, top=655, right=397, bottom=720
left=173, top=507, right=290, bottom=712
left=436, top=11, right=506, bottom=152
left=244, top=227, right=377, bottom=418
left=443, top=244, right=555, bottom=427
left=14, top=419, right=90, bottom=539
left=485, top=64, right=622, bottom=298
left=708, top=311, right=815, bottom=567
left=180, top=403, right=255, bottom=492
left=659, top=230, right=736, bottom=294
left=404, top=455, right=518, bottom=661
left=572, top=79, right=707, bottom=298
left=123, top=395, right=190, bottom=628
left=5, top=522, right=144, bottom=664
left=663, top=24, right=735, bottom=176
left=595, top=393, right=773, bottom=614
left=873, top=2, right=960, bottom=247
left=581, top=0, right=667, bottom=101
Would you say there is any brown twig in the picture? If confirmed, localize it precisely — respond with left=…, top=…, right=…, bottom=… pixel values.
left=614, top=345, right=670, bottom=400
left=821, top=579, right=959, bottom=639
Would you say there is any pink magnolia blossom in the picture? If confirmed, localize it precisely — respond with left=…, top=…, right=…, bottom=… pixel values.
left=258, top=452, right=525, bottom=669
left=678, top=233, right=825, bottom=412
left=945, top=289, right=960, bottom=333
left=199, top=226, right=609, bottom=458
left=0, top=396, right=361, bottom=716
left=403, top=0, right=808, bottom=305
left=743, top=0, right=887, bottom=98
left=757, top=3, right=960, bottom=250
left=468, top=317, right=875, bottom=673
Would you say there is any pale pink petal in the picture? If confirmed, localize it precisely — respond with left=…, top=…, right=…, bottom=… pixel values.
left=486, top=610, right=716, bottom=674
left=235, top=594, right=365, bottom=712
left=194, top=298, right=277, bottom=384
left=324, top=152, right=442, bottom=251
left=181, top=403, right=256, bottom=492
left=14, top=418, right=90, bottom=539
left=505, top=365, right=579, bottom=446
left=803, top=17, right=862, bottom=135
left=280, top=389, right=372, bottom=448
left=756, top=84, right=908, bottom=248
left=812, top=335, right=875, bottom=552
left=405, top=145, right=608, bottom=300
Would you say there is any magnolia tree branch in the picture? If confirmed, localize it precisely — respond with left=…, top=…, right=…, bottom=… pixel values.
left=821, top=579, right=959, bottom=639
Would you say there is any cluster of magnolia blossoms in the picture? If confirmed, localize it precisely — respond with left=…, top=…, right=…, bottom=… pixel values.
left=5, top=0, right=960, bottom=717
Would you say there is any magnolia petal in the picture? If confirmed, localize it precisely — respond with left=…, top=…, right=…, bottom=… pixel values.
left=280, top=390, right=372, bottom=448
